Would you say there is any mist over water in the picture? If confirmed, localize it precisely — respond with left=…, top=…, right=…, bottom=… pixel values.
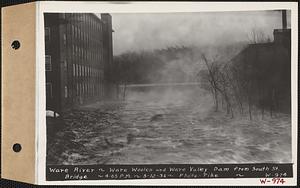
left=47, top=85, right=291, bottom=164
left=125, top=85, right=214, bottom=112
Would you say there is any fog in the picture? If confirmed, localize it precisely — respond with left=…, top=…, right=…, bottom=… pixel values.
left=111, top=10, right=291, bottom=55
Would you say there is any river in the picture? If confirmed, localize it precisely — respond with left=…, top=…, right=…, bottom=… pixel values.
left=46, top=85, right=291, bottom=165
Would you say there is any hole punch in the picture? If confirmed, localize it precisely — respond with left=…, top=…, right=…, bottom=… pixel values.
left=12, top=143, right=22, bottom=152
left=11, top=40, right=20, bottom=50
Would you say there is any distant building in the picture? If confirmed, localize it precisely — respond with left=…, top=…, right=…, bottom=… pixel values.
left=231, top=11, right=291, bottom=113
left=45, top=13, right=113, bottom=113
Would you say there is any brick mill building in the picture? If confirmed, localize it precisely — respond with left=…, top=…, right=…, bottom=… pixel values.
left=45, top=13, right=113, bottom=113
left=231, top=10, right=291, bottom=113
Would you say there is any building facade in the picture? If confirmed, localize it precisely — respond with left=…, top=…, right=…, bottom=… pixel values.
left=231, top=11, right=291, bottom=113
left=45, top=13, right=113, bottom=113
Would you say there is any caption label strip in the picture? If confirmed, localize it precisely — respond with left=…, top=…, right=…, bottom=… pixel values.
left=46, top=163, right=293, bottom=181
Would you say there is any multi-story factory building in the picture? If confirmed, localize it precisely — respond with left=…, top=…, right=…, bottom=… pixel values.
left=45, top=13, right=113, bottom=114
left=231, top=10, right=291, bottom=113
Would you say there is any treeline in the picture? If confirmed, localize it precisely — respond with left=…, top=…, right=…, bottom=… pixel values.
left=197, top=42, right=291, bottom=119
left=109, top=43, right=246, bottom=86
left=108, top=46, right=200, bottom=85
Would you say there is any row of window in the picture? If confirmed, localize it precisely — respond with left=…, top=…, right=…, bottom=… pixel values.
left=46, top=82, right=104, bottom=100
left=66, top=13, right=103, bottom=35
left=45, top=23, right=102, bottom=49
left=70, top=44, right=103, bottom=63
left=45, top=55, right=104, bottom=78
left=72, top=63, right=103, bottom=79
left=76, top=82, right=103, bottom=98
left=70, top=23, right=102, bottom=43
left=45, top=20, right=104, bottom=63
left=45, top=50, right=103, bottom=72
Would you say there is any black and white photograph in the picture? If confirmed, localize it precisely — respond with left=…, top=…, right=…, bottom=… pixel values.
left=45, top=9, right=292, bottom=172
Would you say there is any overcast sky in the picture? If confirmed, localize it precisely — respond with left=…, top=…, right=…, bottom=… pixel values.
left=110, top=10, right=291, bottom=55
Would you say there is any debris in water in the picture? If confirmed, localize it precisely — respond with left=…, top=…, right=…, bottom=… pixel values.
left=150, top=114, right=164, bottom=121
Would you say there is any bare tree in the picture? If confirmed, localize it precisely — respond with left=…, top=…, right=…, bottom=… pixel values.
left=199, top=54, right=235, bottom=118
left=247, top=28, right=270, bottom=44
left=200, top=54, right=221, bottom=112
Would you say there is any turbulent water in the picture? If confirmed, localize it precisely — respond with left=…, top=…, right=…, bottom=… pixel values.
left=47, top=86, right=292, bottom=165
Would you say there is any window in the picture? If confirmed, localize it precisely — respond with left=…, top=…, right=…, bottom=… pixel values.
left=76, top=83, right=79, bottom=96
left=73, top=64, right=76, bottom=77
left=45, top=55, right=52, bottom=71
left=83, top=83, right=85, bottom=96
left=75, top=64, right=77, bottom=77
left=46, top=82, right=52, bottom=98
left=77, top=64, right=80, bottom=77
left=72, top=25, right=75, bottom=35
left=74, top=27, right=77, bottom=39
left=45, top=27, right=50, bottom=41
left=82, top=65, right=84, bottom=77
left=76, top=27, right=79, bottom=39
left=79, top=65, right=81, bottom=77
left=64, top=86, right=68, bottom=98
left=83, top=83, right=85, bottom=95
left=63, top=60, right=67, bottom=71
left=63, top=33, right=67, bottom=46
left=72, top=45, right=75, bottom=56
